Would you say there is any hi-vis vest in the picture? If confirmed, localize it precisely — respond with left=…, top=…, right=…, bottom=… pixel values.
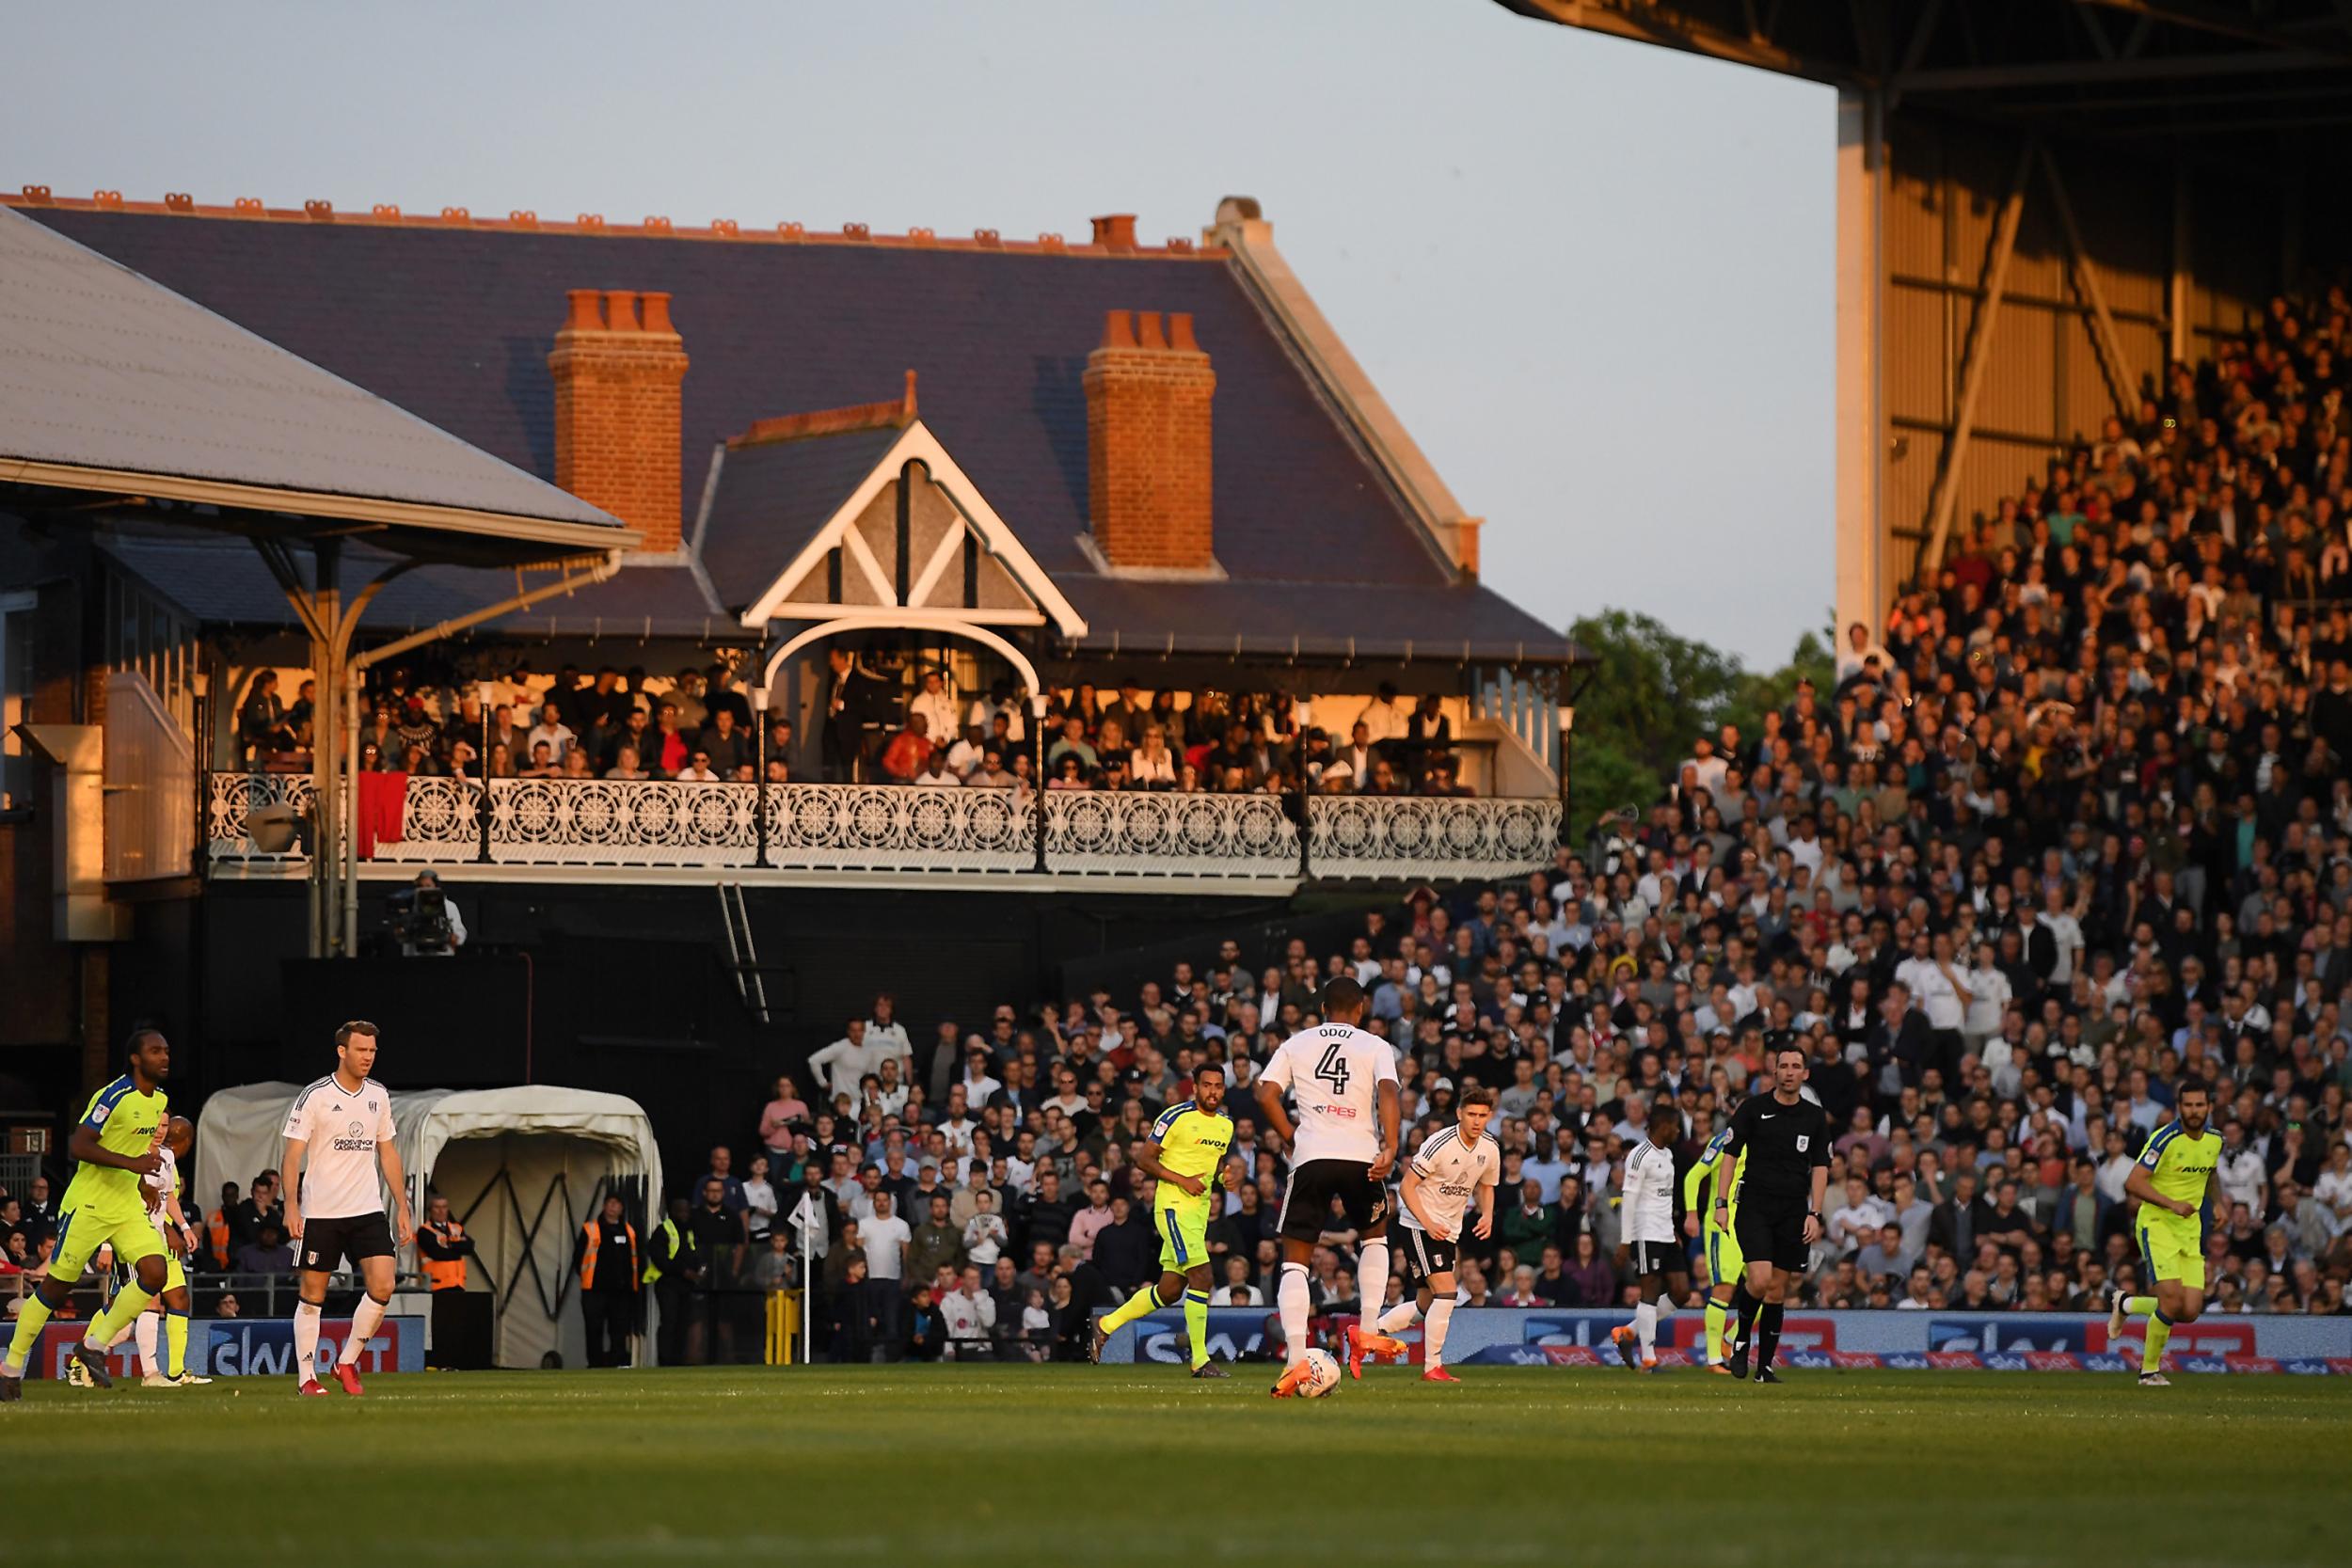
left=580, top=1216, right=639, bottom=1291
left=643, top=1217, right=692, bottom=1284
left=206, top=1208, right=230, bottom=1271
left=421, top=1217, right=469, bottom=1291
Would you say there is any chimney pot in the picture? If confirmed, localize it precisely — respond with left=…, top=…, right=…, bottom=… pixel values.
left=564, top=289, right=602, bottom=331
left=602, top=289, right=640, bottom=332
left=1168, top=312, right=1200, bottom=354
left=1136, top=311, right=1167, bottom=352
left=640, top=291, right=676, bottom=335
left=1101, top=309, right=1137, bottom=350
left=903, top=368, right=919, bottom=420
left=1090, top=213, right=1137, bottom=252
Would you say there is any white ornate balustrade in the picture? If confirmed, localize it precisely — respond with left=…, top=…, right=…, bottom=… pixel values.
left=206, top=773, right=1558, bottom=884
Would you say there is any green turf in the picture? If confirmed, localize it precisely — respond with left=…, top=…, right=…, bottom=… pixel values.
left=8, top=1365, right=2348, bottom=1565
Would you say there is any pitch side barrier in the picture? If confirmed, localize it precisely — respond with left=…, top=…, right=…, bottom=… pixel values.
left=1100, top=1307, right=2352, bottom=1373
left=23, top=1314, right=428, bottom=1379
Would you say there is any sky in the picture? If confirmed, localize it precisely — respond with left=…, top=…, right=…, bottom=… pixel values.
left=6, top=0, right=1833, bottom=668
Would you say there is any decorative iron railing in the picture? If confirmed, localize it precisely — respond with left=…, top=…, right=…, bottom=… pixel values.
left=206, top=773, right=1558, bottom=883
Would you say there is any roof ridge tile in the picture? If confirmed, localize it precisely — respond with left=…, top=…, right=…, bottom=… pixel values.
left=3, top=188, right=1226, bottom=258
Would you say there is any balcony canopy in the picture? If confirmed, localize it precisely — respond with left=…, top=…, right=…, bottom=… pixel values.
left=0, top=205, right=633, bottom=567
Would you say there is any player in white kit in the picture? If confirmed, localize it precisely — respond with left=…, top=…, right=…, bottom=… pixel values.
left=1363, top=1087, right=1499, bottom=1382
left=1255, top=976, right=1400, bottom=1399
left=1610, top=1096, right=1692, bottom=1371
left=124, top=1117, right=210, bottom=1385
left=281, top=1021, right=415, bottom=1396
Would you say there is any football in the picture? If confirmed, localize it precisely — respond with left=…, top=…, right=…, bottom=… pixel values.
left=1298, top=1348, right=1342, bottom=1398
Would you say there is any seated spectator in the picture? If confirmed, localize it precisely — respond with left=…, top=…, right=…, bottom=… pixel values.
left=882, top=712, right=934, bottom=783
left=675, top=749, right=721, bottom=783
left=1132, top=726, right=1178, bottom=785
left=235, top=1221, right=295, bottom=1275
left=525, top=700, right=575, bottom=765
left=698, top=707, right=747, bottom=776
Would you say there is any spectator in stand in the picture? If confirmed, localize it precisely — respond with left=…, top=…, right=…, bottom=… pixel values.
left=911, top=671, right=960, bottom=745
left=940, top=1264, right=996, bottom=1360
left=882, top=711, right=934, bottom=783
left=235, top=1220, right=295, bottom=1275
left=698, top=707, right=748, bottom=776
left=1067, top=1178, right=1115, bottom=1260
left=526, top=701, right=575, bottom=766
left=760, top=1076, right=810, bottom=1167
left=650, top=702, right=691, bottom=777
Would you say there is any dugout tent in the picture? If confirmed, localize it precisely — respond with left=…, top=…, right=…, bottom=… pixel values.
left=194, top=1082, right=663, bottom=1370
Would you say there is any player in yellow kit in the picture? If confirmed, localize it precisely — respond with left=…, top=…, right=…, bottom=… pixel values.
left=2107, top=1080, right=2224, bottom=1387
left=1, top=1029, right=173, bottom=1400
left=1681, top=1120, right=1745, bottom=1373
left=1089, top=1062, right=1240, bottom=1376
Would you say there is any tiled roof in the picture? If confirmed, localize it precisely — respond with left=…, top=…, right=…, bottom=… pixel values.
left=696, top=424, right=906, bottom=612
left=19, top=195, right=1569, bottom=662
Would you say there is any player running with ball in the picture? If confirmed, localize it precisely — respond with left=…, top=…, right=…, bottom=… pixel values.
left=1089, top=1062, right=1241, bottom=1375
left=1256, top=977, right=1400, bottom=1399
left=1356, top=1086, right=1499, bottom=1382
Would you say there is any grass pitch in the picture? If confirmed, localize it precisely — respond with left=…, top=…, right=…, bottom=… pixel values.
left=8, top=1365, right=2347, bottom=1565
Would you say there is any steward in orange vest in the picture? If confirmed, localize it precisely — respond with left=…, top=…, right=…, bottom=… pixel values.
left=574, top=1194, right=641, bottom=1369
left=417, top=1195, right=475, bottom=1291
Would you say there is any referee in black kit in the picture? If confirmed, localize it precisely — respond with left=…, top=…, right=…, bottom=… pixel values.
left=1714, top=1044, right=1829, bottom=1383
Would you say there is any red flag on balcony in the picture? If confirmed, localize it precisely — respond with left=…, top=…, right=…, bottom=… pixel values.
left=356, top=771, right=409, bottom=859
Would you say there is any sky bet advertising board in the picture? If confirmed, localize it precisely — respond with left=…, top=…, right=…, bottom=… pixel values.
left=1101, top=1307, right=2352, bottom=1372
left=32, top=1315, right=425, bottom=1378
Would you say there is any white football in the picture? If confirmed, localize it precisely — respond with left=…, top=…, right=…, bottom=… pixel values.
left=1298, top=1347, right=1342, bottom=1398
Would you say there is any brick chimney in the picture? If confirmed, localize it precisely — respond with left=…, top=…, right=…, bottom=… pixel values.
left=548, top=288, right=689, bottom=552
left=1084, top=309, right=1216, bottom=571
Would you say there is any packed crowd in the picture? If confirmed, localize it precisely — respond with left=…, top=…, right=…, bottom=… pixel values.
left=719, top=294, right=2352, bottom=1356
left=235, top=647, right=1482, bottom=800
left=3, top=1164, right=302, bottom=1321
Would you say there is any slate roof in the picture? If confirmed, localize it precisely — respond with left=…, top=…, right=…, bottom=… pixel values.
left=696, top=424, right=906, bottom=612
left=20, top=201, right=1570, bottom=663
left=0, top=206, right=622, bottom=538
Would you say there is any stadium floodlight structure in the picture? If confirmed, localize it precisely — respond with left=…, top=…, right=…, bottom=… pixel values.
left=1493, top=0, right=2352, bottom=638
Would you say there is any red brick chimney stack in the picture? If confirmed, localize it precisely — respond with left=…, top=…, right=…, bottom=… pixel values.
left=548, top=287, right=689, bottom=552
left=1084, top=308, right=1216, bottom=572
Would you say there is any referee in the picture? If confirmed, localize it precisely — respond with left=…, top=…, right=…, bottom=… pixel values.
left=1713, top=1044, right=1829, bottom=1383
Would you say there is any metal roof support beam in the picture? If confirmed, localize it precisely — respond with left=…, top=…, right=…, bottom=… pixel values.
left=1922, top=142, right=2033, bottom=578
left=2077, top=0, right=2352, bottom=58
left=334, top=551, right=625, bottom=953
left=307, top=539, right=342, bottom=958
left=1897, top=50, right=2344, bottom=90
left=2038, top=146, right=2139, bottom=418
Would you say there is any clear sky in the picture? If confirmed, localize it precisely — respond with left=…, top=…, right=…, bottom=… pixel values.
left=7, top=0, right=1833, bottom=668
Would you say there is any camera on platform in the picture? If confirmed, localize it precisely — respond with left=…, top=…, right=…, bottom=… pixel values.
left=386, top=872, right=454, bottom=955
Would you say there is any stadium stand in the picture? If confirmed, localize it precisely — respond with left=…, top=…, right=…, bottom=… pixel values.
left=12, top=298, right=2352, bottom=1363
